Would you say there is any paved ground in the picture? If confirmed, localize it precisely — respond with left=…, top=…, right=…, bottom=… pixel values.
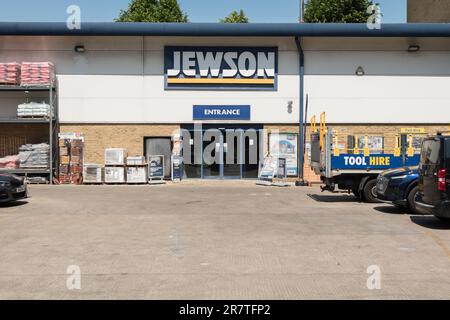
left=0, top=181, right=449, bottom=299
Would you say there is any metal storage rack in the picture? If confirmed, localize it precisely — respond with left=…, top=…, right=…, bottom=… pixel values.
left=0, top=84, right=59, bottom=184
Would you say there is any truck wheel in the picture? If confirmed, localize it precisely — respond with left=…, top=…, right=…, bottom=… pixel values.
left=363, top=179, right=379, bottom=203
left=407, top=186, right=420, bottom=214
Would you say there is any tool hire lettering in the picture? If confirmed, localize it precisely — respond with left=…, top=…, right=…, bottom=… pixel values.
left=165, top=47, right=277, bottom=89
left=343, top=156, right=391, bottom=166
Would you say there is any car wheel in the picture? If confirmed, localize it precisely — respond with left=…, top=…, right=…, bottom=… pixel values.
left=363, top=179, right=379, bottom=203
left=407, top=186, right=420, bottom=214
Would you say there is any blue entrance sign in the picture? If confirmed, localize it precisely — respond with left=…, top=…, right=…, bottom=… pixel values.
left=193, top=105, right=251, bottom=120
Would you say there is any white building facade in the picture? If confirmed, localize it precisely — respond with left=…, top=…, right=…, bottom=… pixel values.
left=1, top=23, right=449, bottom=180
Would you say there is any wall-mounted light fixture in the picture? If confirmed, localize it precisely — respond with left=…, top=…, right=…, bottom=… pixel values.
left=74, top=45, right=86, bottom=53
left=355, top=66, right=365, bottom=76
left=287, top=100, right=293, bottom=113
left=408, top=45, right=420, bottom=53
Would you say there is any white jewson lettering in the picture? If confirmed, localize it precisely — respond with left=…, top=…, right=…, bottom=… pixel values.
left=257, top=52, right=275, bottom=77
left=167, top=51, right=181, bottom=76
left=182, top=51, right=196, bottom=77
left=223, top=52, right=238, bottom=78
left=238, top=51, right=257, bottom=78
left=196, top=52, right=223, bottom=77
left=170, top=49, right=275, bottom=79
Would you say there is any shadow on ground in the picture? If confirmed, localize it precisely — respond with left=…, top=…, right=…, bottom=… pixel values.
left=373, top=205, right=409, bottom=215
left=307, top=193, right=361, bottom=203
left=410, top=215, right=450, bottom=230
left=0, top=200, right=28, bottom=208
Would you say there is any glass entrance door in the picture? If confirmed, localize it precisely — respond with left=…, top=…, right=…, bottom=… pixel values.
left=223, top=129, right=242, bottom=179
left=202, top=129, right=222, bottom=178
left=181, top=124, right=263, bottom=180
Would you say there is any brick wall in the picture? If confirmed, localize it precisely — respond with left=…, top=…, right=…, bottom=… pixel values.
left=408, top=0, right=450, bottom=22
left=60, top=124, right=180, bottom=164
left=59, top=123, right=449, bottom=181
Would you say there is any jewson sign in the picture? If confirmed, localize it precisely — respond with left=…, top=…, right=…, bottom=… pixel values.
left=193, top=105, right=250, bottom=120
left=164, top=46, right=278, bottom=90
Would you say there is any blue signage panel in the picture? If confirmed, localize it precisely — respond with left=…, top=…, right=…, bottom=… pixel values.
left=164, top=46, right=278, bottom=90
left=193, top=105, right=251, bottom=120
left=331, top=154, right=421, bottom=170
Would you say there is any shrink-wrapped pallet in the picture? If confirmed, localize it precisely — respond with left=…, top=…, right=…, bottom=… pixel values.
left=83, top=164, right=103, bottom=183
left=18, top=143, right=50, bottom=168
left=105, top=148, right=126, bottom=165
left=0, top=62, right=21, bottom=85
left=126, top=167, right=147, bottom=183
left=104, top=167, right=125, bottom=183
left=17, top=102, right=52, bottom=118
left=21, top=62, right=55, bottom=87
left=126, top=156, right=146, bottom=166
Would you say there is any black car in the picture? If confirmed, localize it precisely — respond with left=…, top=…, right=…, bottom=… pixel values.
left=415, top=134, right=450, bottom=221
left=0, top=173, right=28, bottom=204
left=376, top=166, right=420, bottom=213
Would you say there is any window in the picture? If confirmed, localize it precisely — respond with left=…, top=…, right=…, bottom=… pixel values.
left=421, top=139, right=440, bottom=165
left=356, top=135, right=384, bottom=154
left=407, top=135, right=426, bottom=154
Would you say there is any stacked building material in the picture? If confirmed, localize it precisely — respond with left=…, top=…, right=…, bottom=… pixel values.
left=126, top=156, right=146, bottom=166
left=105, top=167, right=125, bottom=183
left=58, top=136, right=84, bottom=184
left=105, top=148, right=126, bottom=165
left=0, top=62, right=20, bottom=85
left=83, top=164, right=103, bottom=184
left=126, top=167, right=147, bottom=183
left=104, top=148, right=127, bottom=183
left=18, top=143, right=50, bottom=168
left=0, top=155, right=20, bottom=169
left=20, top=62, right=55, bottom=87
left=17, top=102, right=52, bottom=118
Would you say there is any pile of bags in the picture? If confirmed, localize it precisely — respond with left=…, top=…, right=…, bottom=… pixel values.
left=0, top=62, right=21, bottom=85
left=21, top=62, right=55, bottom=86
left=18, top=143, right=50, bottom=168
left=0, top=155, right=20, bottom=169
left=17, top=102, right=52, bottom=118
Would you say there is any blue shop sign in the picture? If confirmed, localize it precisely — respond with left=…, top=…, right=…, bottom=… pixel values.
left=193, top=105, right=251, bottom=120
left=331, top=154, right=421, bottom=170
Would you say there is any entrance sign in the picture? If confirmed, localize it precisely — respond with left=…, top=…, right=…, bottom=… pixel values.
left=193, top=105, right=250, bottom=120
left=165, top=46, right=278, bottom=90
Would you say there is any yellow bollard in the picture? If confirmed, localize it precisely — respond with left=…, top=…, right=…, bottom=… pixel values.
left=333, top=132, right=340, bottom=156
left=363, top=135, right=370, bottom=156
left=407, top=134, right=415, bottom=157
left=394, top=134, right=401, bottom=157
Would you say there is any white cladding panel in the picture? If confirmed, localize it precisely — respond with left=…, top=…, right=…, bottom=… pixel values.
left=0, top=36, right=449, bottom=124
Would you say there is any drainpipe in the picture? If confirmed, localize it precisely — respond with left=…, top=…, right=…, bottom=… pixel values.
left=295, top=36, right=307, bottom=186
